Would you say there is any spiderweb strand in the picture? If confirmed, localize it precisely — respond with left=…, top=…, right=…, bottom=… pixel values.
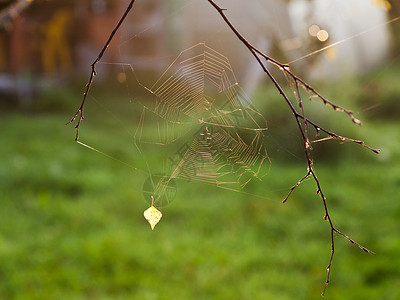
left=76, top=141, right=142, bottom=172
left=206, top=0, right=377, bottom=296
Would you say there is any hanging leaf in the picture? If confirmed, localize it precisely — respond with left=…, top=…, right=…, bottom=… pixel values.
left=144, top=205, right=162, bottom=230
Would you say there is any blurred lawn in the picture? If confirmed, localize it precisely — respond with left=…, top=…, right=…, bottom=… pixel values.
left=1, top=78, right=400, bottom=300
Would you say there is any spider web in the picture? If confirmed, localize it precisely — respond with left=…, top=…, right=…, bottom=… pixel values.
left=77, top=38, right=275, bottom=209
left=133, top=43, right=270, bottom=207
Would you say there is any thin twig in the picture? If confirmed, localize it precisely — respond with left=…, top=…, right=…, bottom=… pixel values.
left=282, top=170, right=311, bottom=203
left=66, top=0, right=137, bottom=141
left=296, top=113, right=380, bottom=154
left=206, top=0, right=377, bottom=296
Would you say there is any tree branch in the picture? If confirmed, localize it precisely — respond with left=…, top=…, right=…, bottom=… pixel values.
left=66, top=0, right=137, bottom=141
left=206, top=0, right=377, bottom=296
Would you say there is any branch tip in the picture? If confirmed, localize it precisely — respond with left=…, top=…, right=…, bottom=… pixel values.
left=352, top=117, right=362, bottom=126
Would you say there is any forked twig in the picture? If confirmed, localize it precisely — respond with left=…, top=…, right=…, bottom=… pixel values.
left=66, top=0, right=137, bottom=141
left=206, top=0, right=377, bottom=296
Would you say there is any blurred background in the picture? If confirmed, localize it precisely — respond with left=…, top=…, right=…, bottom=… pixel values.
left=1, top=0, right=400, bottom=299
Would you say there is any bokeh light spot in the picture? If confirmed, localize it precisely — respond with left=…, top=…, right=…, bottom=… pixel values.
left=317, top=30, right=329, bottom=42
left=308, top=24, right=320, bottom=37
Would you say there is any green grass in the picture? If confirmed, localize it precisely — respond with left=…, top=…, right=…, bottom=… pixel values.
left=1, top=93, right=399, bottom=299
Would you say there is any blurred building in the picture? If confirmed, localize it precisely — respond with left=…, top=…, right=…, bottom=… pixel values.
left=0, top=0, right=177, bottom=74
left=0, top=0, right=393, bottom=96
left=0, top=0, right=171, bottom=104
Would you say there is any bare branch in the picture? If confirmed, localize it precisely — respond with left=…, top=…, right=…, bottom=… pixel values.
left=66, top=0, right=137, bottom=141
left=206, top=0, right=377, bottom=295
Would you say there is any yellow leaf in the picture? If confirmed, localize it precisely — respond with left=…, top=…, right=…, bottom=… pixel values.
left=144, top=205, right=162, bottom=230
